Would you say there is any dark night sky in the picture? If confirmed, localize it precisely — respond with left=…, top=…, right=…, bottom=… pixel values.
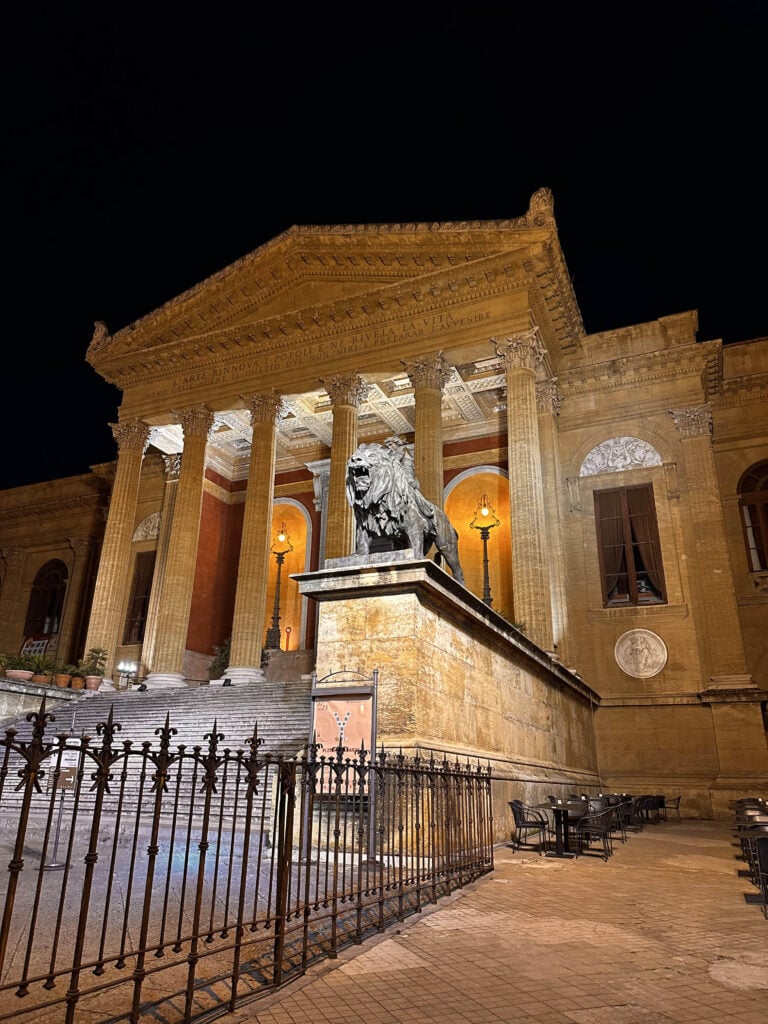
left=5, top=2, right=767, bottom=491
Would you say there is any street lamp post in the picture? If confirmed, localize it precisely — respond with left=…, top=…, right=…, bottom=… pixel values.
left=265, top=523, right=293, bottom=650
left=469, top=494, right=500, bottom=607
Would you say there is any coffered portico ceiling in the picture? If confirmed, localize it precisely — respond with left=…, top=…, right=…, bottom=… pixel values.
left=88, top=190, right=586, bottom=477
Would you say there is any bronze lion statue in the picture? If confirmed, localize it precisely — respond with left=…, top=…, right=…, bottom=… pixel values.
left=345, top=437, right=465, bottom=585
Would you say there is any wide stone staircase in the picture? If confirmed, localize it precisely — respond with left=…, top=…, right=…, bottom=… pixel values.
left=10, top=676, right=314, bottom=756
left=0, top=678, right=315, bottom=837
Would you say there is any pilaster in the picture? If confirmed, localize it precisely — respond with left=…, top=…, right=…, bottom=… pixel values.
left=669, top=404, right=750, bottom=680
left=0, top=548, right=26, bottom=653
left=536, top=377, right=567, bottom=658
left=494, top=330, right=554, bottom=651
left=56, top=537, right=96, bottom=663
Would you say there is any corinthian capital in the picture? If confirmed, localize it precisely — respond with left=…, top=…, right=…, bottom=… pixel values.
left=241, top=392, right=285, bottom=425
left=162, top=453, right=182, bottom=481
left=402, top=351, right=451, bottom=392
left=110, top=419, right=151, bottom=453
left=536, top=378, right=562, bottom=415
left=668, top=404, right=713, bottom=438
left=0, top=547, right=25, bottom=569
left=173, top=405, right=215, bottom=440
left=68, top=536, right=94, bottom=559
left=322, top=373, right=369, bottom=408
left=493, top=329, right=546, bottom=373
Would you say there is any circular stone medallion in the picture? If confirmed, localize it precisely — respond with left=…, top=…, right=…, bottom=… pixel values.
left=615, top=629, right=667, bottom=679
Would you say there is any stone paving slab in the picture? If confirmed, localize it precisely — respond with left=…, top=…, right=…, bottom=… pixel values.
left=218, top=821, right=768, bottom=1024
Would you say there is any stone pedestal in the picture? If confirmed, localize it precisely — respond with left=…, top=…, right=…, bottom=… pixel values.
left=294, top=557, right=600, bottom=776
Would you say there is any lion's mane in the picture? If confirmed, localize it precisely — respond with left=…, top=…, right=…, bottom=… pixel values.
left=346, top=444, right=419, bottom=537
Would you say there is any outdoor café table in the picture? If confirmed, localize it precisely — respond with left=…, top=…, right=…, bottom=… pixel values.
left=536, top=802, right=576, bottom=859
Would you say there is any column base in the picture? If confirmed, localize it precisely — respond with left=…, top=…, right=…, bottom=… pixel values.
left=214, top=665, right=266, bottom=686
left=142, top=672, right=188, bottom=689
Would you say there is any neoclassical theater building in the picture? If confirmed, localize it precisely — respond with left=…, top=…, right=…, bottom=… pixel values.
left=1, top=187, right=766, bottom=817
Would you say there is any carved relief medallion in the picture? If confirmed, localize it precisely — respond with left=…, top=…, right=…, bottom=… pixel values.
left=614, top=629, right=667, bottom=679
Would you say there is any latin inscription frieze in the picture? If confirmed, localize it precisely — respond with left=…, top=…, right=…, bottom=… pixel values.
left=139, top=308, right=495, bottom=405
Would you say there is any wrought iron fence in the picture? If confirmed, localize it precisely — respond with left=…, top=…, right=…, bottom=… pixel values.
left=0, top=698, right=494, bottom=1024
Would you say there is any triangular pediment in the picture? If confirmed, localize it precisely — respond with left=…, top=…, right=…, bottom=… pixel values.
left=88, top=188, right=579, bottom=370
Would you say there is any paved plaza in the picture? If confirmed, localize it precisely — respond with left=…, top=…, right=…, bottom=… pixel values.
left=220, top=819, right=768, bottom=1024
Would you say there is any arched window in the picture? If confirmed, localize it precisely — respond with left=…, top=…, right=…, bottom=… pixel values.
left=23, top=559, right=68, bottom=636
left=738, top=460, right=768, bottom=572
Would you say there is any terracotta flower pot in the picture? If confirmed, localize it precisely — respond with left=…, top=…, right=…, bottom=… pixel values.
left=54, top=673, right=72, bottom=688
left=70, top=676, right=85, bottom=690
left=84, top=675, right=102, bottom=691
left=31, top=674, right=53, bottom=685
left=5, top=669, right=35, bottom=682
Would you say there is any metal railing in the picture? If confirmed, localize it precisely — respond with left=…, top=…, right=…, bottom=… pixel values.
left=0, top=699, right=493, bottom=1023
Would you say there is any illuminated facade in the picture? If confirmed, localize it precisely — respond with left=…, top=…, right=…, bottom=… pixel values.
left=1, top=188, right=766, bottom=815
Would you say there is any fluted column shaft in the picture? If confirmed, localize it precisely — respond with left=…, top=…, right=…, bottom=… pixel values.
left=323, top=374, right=368, bottom=561
left=139, top=454, right=181, bottom=678
left=84, top=420, right=151, bottom=677
left=0, top=548, right=26, bottom=653
left=228, top=393, right=284, bottom=681
left=495, top=332, right=554, bottom=651
left=669, top=405, right=750, bottom=681
left=403, top=351, right=450, bottom=508
left=148, top=406, right=214, bottom=683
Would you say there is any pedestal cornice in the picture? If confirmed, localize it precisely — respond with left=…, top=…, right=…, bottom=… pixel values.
left=294, top=556, right=599, bottom=706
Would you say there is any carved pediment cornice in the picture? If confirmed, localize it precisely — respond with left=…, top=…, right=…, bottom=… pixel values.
left=90, top=247, right=565, bottom=392
left=87, top=189, right=575, bottom=369
left=526, top=243, right=585, bottom=357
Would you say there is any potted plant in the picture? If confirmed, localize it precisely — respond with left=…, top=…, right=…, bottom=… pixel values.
left=0, top=652, right=36, bottom=682
left=54, top=663, right=77, bottom=688
left=29, top=652, right=56, bottom=684
left=82, top=647, right=108, bottom=690
left=69, top=662, right=86, bottom=690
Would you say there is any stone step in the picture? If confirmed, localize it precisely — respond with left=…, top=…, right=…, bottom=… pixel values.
left=30, top=679, right=313, bottom=756
left=0, top=680, right=314, bottom=831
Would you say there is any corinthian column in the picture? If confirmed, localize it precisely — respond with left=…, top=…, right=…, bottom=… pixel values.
left=145, top=406, right=214, bottom=688
left=226, top=392, right=284, bottom=685
left=322, top=373, right=369, bottom=561
left=669, top=405, right=751, bottom=684
left=403, top=351, right=450, bottom=508
left=84, top=419, right=151, bottom=677
left=494, top=331, right=554, bottom=651
left=139, top=453, right=181, bottom=678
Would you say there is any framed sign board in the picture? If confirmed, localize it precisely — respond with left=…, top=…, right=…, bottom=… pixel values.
left=310, top=668, right=379, bottom=759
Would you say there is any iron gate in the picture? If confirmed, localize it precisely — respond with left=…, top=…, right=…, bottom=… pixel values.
left=0, top=699, right=493, bottom=1023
